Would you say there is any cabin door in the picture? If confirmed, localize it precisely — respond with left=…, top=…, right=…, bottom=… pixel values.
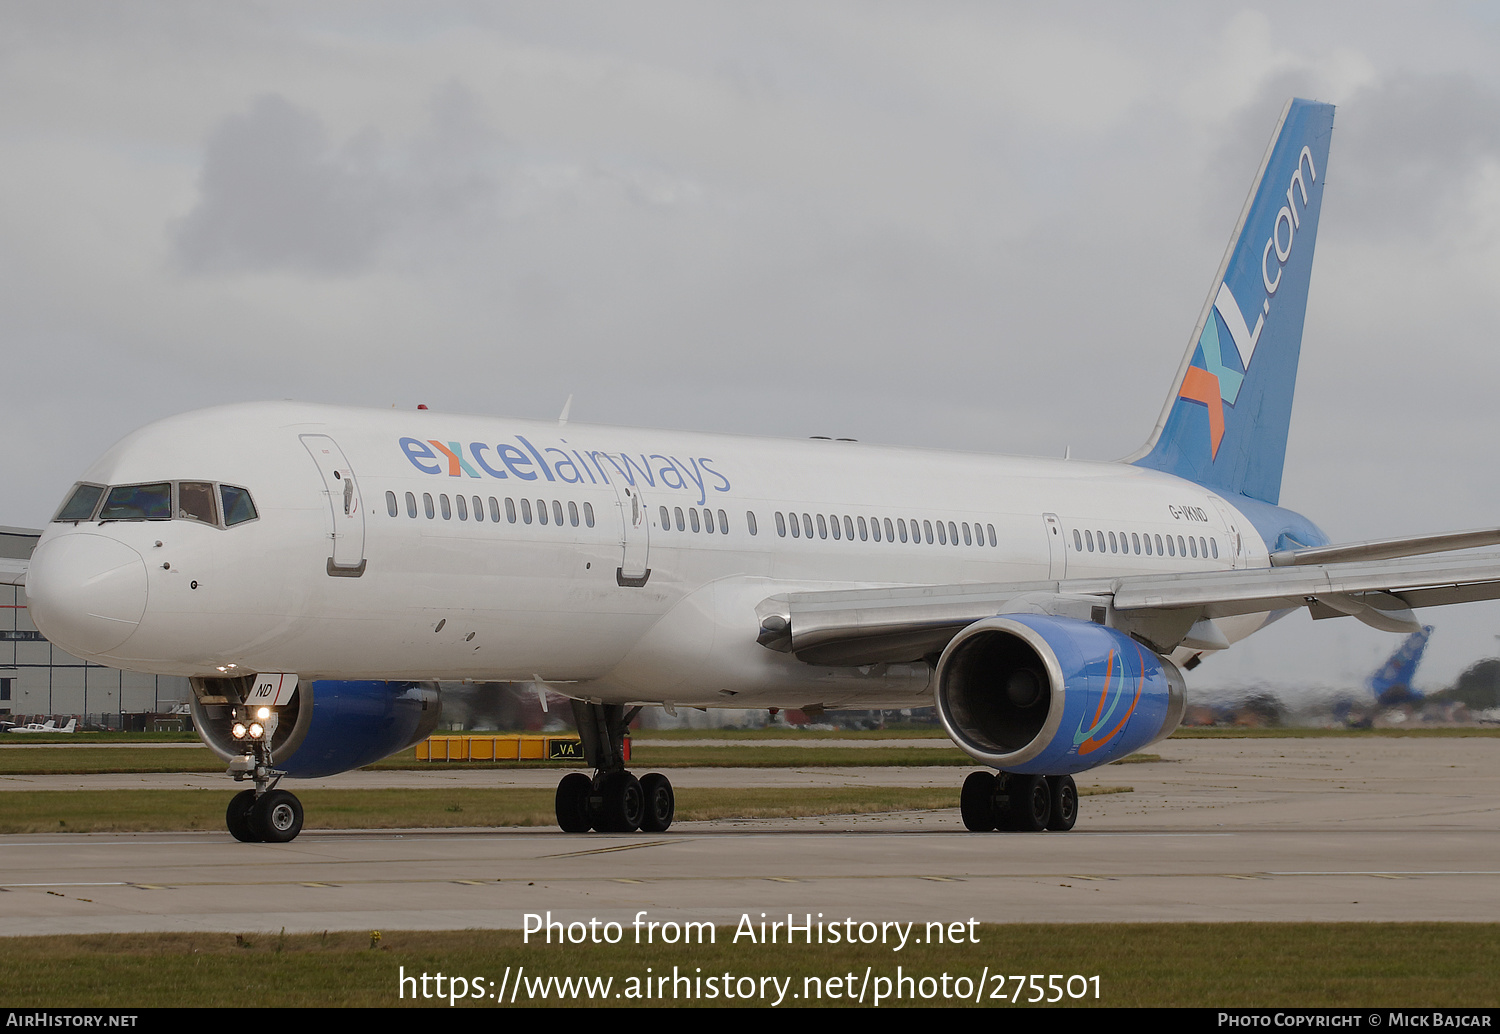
left=300, top=434, right=367, bottom=576
left=606, top=472, right=651, bottom=587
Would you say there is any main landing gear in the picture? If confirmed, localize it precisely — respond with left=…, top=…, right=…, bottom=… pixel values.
left=960, top=771, right=1078, bottom=832
left=556, top=701, right=675, bottom=834
left=224, top=706, right=305, bottom=843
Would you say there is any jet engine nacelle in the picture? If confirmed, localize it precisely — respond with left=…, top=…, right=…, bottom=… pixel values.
left=935, top=614, right=1185, bottom=775
left=190, top=679, right=442, bottom=777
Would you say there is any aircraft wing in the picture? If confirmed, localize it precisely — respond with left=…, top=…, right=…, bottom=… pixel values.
left=756, top=549, right=1500, bottom=666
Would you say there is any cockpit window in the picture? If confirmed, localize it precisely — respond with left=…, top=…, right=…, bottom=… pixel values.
left=99, top=483, right=172, bottom=521
left=177, top=482, right=219, bottom=526
left=53, top=483, right=105, bottom=522
left=220, top=485, right=258, bottom=526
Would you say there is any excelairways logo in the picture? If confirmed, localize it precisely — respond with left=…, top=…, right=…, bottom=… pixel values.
left=1177, top=144, right=1318, bottom=459
left=398, top=435, right=732, bottom=505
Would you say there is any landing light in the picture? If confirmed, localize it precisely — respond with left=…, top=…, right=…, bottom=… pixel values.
left=231, top=722, right=248, bottom=739
left=248, top=722, right=264, bottom=739
left=255, top=707, right=271, bottom=721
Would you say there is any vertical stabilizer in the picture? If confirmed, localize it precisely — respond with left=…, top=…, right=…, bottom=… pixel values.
left=1131, top=99, right=1335, bottom=505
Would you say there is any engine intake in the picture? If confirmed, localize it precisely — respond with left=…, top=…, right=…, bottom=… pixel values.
left=935, top=614, right=1184, bottom=774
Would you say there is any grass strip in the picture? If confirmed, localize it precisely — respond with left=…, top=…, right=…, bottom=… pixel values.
left=0, top=923, right=1494, bottom=1007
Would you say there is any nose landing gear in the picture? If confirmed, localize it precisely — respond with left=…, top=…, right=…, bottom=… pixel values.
left=224, top=705, right=305, bottom=843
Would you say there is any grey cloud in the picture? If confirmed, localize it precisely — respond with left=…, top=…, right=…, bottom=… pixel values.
left=173, top=95, right=397, bottom=274
left=1333, top=73, right=1500, bottom=239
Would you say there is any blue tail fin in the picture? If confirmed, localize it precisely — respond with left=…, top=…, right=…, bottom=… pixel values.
left=1131, top=98, right=1335, bottom=505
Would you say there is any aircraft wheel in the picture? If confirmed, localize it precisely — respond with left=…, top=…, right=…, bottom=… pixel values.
left=1046, top=775, right=1078, bottom=831
left=960, top=771, right=997, bottom=831
left=1006, top=774, right=1051, bottom=832
left=251, top=789, right=304, bottom=843
left=591, top=771, right=643, bottom=833
left=226, top=790, right=261, bottom=843
left=639, top=773, right=675, bottom=833
left=555, top=772, right=593, bottom=833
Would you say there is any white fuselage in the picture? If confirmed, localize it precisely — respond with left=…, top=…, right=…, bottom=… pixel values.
left=26, top=402, right=1272, bottom=710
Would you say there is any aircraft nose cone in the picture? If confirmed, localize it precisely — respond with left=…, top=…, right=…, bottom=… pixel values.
left=27, top=534, right=148, bottom=656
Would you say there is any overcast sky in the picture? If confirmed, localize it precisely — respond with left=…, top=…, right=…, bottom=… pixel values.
left=5, top=2, right=1500, bottom=694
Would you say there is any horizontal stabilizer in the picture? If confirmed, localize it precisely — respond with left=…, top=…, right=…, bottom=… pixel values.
left=1270, top=526, right=1500, bottom=567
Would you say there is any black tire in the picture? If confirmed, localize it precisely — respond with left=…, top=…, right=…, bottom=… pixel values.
left=960, top=771, right=997, bottom=831
left=1005, top=773, right=1051, bottom=832
left=226, top=790, right=260, bottom=843
left=1046, top=775, right=1079, bottom=831
left=591, top=771, right=644, bottom=833
left=555, top=772, right=593, bottom=833
left=251, top=789, right=304, bottom=843
left=639, top=773, right=675, bottom=833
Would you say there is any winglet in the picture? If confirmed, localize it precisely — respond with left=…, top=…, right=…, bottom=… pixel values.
left=1130, top=99, right=1336, bottom=505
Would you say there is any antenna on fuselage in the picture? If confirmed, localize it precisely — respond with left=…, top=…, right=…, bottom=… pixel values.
left=558, top=394, right=573, bottom=426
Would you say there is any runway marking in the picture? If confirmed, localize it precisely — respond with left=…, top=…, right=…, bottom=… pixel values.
left=299, top=882, right=335, bottom=888
left=451, top=879, right=487, bottom=885
left=1221, top=875, right=1268, bottom=880
left=765, top=877, right=799, bottom=883
left=0, top=882, right=127, bottom=888
left=131, top=884, right=168, bottom=890
left=543, top=839, right=674, bottom=859
left=613, top=879, right=646, bottom=884
left=920, top=876, right=965, bottom=882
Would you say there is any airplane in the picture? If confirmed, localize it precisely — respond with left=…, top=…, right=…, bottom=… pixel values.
left=6, top=718, right=77, bottom=734
left=19, top=97, right=1500, bottom=843
left=1368, top=625, right=1434, bottom=708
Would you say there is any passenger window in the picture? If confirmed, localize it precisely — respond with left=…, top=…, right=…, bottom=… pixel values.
left=423, top=493, right=435, bottom=519
left=53, top=483, right=105, bottom=522
left=987, top=524, right=996, bottom=546
left=746, top=510, right=757, bottom=536
left=405, top=492, right=417, bottom=519
left=505, top=498, right=517, bottom=523
left=845, top=515, right=855, bottom=540
left=719, top=509, right=729, bottom=534
left=100, top=483, right=172, bottom=521
left=884, top=518, right=894, bottom=542
left=584, top=502, right=595, bottom=527
left=660, top=506, right=670, bottom=530
left=858, top=516, right=868, bottom=541
left=1189, top=536, right=1197, bottom=558
left=1108, top=531, right=1117, bottom=553
left=386, top=491, right=398, bottom=518
left=704, top=509, right=715, bottom=534
left=473, top=496, right=484, bottom=522
left=775, top=511, right=786, bottom=537
left=829, top=514, right=840, bottom=540
left=789, top=512, right=799, bottom=538
left=963, top=523, right=972, bottom=546
left=923, top=520, right=933, bottom=544
left=440, top=494, right=452, bottom=520
left=817, top=514, right=827, bottom=539
left=569, top=501, right=579, bottom=527
left=936, top=521, right=946, bottom=545
left=553, top=500, right=564, bottom=526
left=520, top=499, right=532, bottom=524
left=897, top=519, right=908, bottom=543
left=1074, top=529, right=1083, bottom=551
left=1211, top=538, right=1219, bottom=559
left=870, top=517, right=882, bottom=542
left=675, top=507, right=685, bottom=531
left=690, top=508, right=700, bottom=532
left=456, top=495, right=468, bottom=521
left=947, top=521, right=957, bottom=545
left=1155, top=534, right=1164, bottom=555
left=1166, top=535, right=1175, bottom=556
left=802, top=513, right=813, bottom=538
left=537, top=499, right=548, bottom=525
left=1177, top=535, right=1186, bottom=556
left=489, top=497, right=500, bottom=522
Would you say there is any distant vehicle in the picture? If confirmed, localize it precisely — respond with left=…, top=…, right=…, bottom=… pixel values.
left=1369, top=626, right=1434, bottom=707
left=6, top=718, right=77, bottom=734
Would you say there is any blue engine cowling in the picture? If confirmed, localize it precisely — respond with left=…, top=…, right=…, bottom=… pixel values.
left=934, top=615, right=1185, bottom=775
left=191, top=679, right=442, bottom=777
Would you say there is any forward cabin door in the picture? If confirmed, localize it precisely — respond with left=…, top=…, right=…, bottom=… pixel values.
left=300, top=434, right=367, bottom=576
